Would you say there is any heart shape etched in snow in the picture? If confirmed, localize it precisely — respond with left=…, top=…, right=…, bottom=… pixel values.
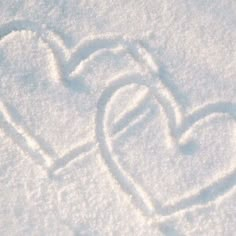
left=96, top=70, right=236, bottom=219
left=0, top=20, right=150, bottom=173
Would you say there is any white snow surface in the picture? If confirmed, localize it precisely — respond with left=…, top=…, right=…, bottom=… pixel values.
left=0, top=0, right=236, bottom=235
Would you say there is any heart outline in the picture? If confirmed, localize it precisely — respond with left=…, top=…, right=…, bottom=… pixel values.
left=96, top=71, right=236, bottom=219
left=0, top=20, right=158, bottom=174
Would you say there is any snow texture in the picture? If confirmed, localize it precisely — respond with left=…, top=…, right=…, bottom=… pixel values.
left=0, top=0, right=236, bottom=235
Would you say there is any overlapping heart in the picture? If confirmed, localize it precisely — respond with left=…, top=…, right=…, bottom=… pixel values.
left=0, top=20, right=151, bottom=173
left=96, top=66, right=236, bottom=219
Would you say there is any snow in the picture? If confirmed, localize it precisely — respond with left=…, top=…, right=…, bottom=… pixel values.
left=0, top=0, right=236, bottom=235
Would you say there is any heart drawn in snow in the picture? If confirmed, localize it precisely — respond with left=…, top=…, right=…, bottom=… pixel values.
left=96, top=73, right=236, bottom=218
left=0, top=20, right=148, bottom=173
left=0, top=20, right=235, bottom=219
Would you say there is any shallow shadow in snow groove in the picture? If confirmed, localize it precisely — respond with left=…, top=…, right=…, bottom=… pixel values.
left=73, top=224, right=100, bottom=236
left=139, top=41, right=188, bottom=108
left=159, top=223, right=184, bottom=236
